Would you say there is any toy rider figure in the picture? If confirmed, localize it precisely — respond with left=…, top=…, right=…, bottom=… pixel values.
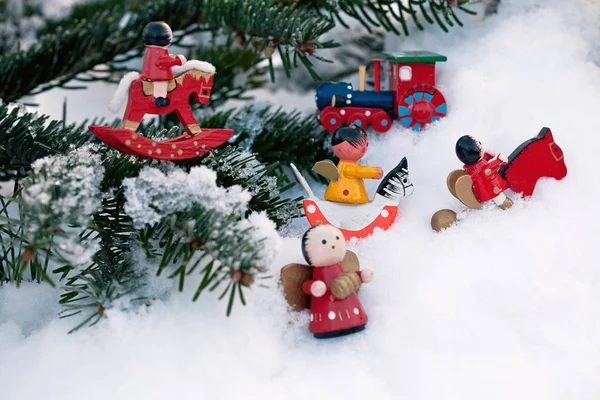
left=324, top=125, right=383, bottom=204
left=141, top=21, right=187, bottom=107
left=455, top=135, right=513, bottom=209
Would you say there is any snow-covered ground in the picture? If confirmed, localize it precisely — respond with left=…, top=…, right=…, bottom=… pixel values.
left=2, top=0, right=600, bottom=399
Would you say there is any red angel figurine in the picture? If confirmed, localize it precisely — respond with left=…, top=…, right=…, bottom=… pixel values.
left=453, top=135, right=513, bottom=209
left=281, top=224, right=373, bottom=339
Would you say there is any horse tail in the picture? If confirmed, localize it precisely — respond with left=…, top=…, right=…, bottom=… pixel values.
left=376, top=157, right=414, bottom=202
left=109, top=72, right=141, bottom=113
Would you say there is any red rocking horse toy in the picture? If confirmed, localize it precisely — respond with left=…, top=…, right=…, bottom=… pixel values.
left=89, top=22, right=233, bottom=160
left=431, top=127, right=568, bottom=231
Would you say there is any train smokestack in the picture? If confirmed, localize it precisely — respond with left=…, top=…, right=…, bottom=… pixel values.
left=359, top=65, right=366, bottom=91
left=373, top=59, right=381, bottom=92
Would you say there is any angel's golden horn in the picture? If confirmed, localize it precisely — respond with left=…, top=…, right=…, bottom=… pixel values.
left=358, top=65, right=367, bottom=92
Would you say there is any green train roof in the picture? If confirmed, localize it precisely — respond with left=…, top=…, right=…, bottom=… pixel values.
left=381, top=51, right=447, bottom=64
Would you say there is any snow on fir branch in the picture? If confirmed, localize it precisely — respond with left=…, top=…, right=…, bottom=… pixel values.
left=198, top=146, right=302, bottom=227
left=20, top=145, right=105, bottom=267
left=238, top=211, right=281, bottom=270
left=226, top=106, right=266, bottom=149
left=119, top=164, right=281, bottom=314
left=203, top=149, right=279, bottom=197
left=123, top=166, right=251, bottom=229
left=122, top=163, right=281, bottom=271
left=23, top=145, right=104, bottom=227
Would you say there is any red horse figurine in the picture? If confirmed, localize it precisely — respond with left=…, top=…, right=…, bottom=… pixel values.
left=89, top=61, right=232, bottom=160
left=111, top=61, right=216, bottom=135
left=449, top=127, right=567, bottom=210
left=89, top=22, right=233, bottom=161
left=499, top=127, right=567, bottom=197
left=432, top=127, right=567, bottom=231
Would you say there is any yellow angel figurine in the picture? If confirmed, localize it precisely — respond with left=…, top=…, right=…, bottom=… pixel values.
left=314, top=125, right=383, bottom=204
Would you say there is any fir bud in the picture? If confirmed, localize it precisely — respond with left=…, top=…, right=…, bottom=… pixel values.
left=264, top=45, right=275, bottom=58
left=235, top=32, right=247, bottom=47
left=22, top=247, right=34, bottom=262
left=299, top=43, right=316, bottom=54
left=230, top=270, right=242, bottom=283
left=241, top=273, right=255, bottom=286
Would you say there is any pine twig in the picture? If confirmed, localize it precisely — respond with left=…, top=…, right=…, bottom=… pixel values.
left=0, top=0, right=339, bottom=103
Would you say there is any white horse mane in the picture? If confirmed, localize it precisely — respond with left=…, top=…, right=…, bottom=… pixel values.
left=172, top=60, right=216, bottom=76
left=108, top=60, right=217, bottom=113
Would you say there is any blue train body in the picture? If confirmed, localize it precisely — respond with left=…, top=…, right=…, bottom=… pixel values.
left=316, top=82, right=395, bottom=112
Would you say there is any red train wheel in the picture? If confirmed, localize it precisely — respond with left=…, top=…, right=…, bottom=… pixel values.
left=348, top=113, right=367, bottom=129
left=397, top=85, right=447, bottom=132
left=321, top=108, right=343, bottom=132
left=370, top=111, right=392, bottom=133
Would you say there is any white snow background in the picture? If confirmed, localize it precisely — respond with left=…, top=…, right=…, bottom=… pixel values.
left=2, top=0, right=600, bottom=399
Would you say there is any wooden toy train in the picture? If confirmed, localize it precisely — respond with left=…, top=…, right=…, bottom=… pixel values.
left=316, top=51, right=447, bottom=133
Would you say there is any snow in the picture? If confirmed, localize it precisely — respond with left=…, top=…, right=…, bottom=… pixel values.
left=239, top=211, right=282, bottom=268
left=23, top=146, right=104, bottom=218
left=0, top=0, right=89, bottom=52
left=3, top=0, right=600, bottom=399
left=123, top=165, right=252, bottom=228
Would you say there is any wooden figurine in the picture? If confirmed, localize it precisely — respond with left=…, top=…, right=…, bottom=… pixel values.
left=140, top=21, right=187, bottom=108
left=317, top=51, right=448, bottom=133
left=280, top=224, right=373, bottom=339
left=292, top=125, right=414, bottom=241
left=453, top=135, right=513, bottom=210
left=319, top=124, right=383, bottom=204
left=432, top=127, right=568, bottom=231
left=88, top=21, right=233, bottom=160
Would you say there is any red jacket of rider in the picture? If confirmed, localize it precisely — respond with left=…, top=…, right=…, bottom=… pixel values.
left=465, top=152, right=509, bottom=203
left=141, top=45, right=184, bottom=81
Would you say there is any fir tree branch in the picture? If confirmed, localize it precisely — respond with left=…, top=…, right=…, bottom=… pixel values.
left=0, top=0, right=338, bottom=103
left=290, top=0, right=475, bottom=35
left=164, top=106, right=332, bottom=175
left=8, top=143, right=290, bottom=330
left=59, top=192, right=143, bottom=333
left=197, top=146, right=302, bottom=227
left=0, top=186, right=55, bottom=285
left=138, top=204, right=266, bottom=316
left=197, top=43, right=267, bottom=109
left=0, top=106, right=96, bottom=182
left=225, top=106, right=332, bottom=174
left=0, top=104, right=330, bottom=189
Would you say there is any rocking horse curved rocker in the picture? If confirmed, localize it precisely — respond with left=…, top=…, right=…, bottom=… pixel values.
left=89, top=22, right=232, bottom=160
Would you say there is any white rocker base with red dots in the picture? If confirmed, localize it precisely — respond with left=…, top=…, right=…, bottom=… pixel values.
left=302, top=195, right=399, bottom=241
